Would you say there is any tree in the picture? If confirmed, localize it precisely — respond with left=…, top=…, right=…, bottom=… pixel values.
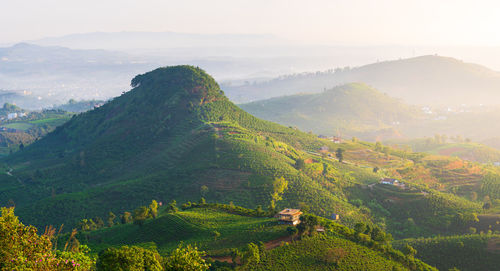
left=121, top=212, right=132, bottom=224
left=336, top=148, right=344, bottom=163
left=79, top=218, right=97, bottom=231
left=402, top=243, right=417, bottom=258
left=286, top=226, right=298, bottom=240
left=97, top=245, right=162, bottom=271
left=441, top=134, right=448, bottom=144
left=373, top=166, right=380, bottom=173
left=107, top=212, right=116, bottom=227
left=354, top=222, right=367, bottom=234
left=297, top=214, right=319, bottom=236
left=470, top=191, right=478, bottom=201
left=255, top=205, right=264, bottom=216
left=241, top=243, right=260, bottom=267
left=168, top=200, right=178, bottom=213
left=19, top=143, right=24, bottom=151
left=200, top=185, right=209, bottom=197
left=133, top=206, right=149, bottom=226
left=375, top=141, right=383, bottom=151
left=149, top=200, right=159, bottom=218
left=295, top=158, right=305, bottom=170
left=164, top=243, right=210, bottom=271
left=212, top=230, right=220, bottom=241
left=0, top=207, right=94, bottom=270
left=434, top=134, right=442, bottom=144
left=199, top=197, right=206, bottom=205
left=270, top=177, right=288, bottom=212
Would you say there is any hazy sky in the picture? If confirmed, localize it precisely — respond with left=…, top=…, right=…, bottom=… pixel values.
left=1, top=0, right=499, bottom=46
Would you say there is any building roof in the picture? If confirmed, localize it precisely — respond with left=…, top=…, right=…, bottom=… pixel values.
left=381, top=178, right=399, bottom=183
left=278, top=209, right=302, bottom=216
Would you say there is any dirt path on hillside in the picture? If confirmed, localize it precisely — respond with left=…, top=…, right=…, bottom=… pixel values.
left=486, top=238, right=500, bottom=253
left=209, top=235, right=295, bottom=263
left=264, top=235, right=294, bottom=250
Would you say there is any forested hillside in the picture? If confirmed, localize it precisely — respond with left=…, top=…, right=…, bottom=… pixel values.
left=240, top=83, right=420, bottom=139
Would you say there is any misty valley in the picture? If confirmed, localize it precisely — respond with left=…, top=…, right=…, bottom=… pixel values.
left=2, top=4, right=500, bottom=270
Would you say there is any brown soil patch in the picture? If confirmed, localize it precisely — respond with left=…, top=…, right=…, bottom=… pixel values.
left=264, top=235, right=294, bottom=250
left=208, top=235, right=294, bottom=263
left=201, top=169, right=252, bottom=191
left=486, top=238, right=500, bottom=253
left=209, top=255, right=233, bottom=263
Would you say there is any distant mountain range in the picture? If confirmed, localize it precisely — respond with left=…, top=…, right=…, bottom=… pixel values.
left=28, top=31, right=287, bottom=51
left=226, top=55, right=500, bottom=105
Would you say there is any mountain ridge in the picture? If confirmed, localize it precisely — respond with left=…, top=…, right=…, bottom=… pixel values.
left=226, top=55, right=500, bottom=105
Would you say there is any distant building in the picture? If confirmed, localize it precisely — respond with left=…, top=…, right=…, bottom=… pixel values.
left=277, top=209, right=302, bottom=225
left=380, top=178, right=406, bottom=188
left=380, top=178, right=400, bottom=185
left=331, top=213, right=340, bottom=220
left=7, top=113, right=17, bottom=120
left=319, top=146, right=329, bottom=152
left=332, top=136, right=342, bottom=143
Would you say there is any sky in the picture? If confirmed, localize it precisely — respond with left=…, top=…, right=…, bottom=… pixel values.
left=1, top=0, right=500, bottom=46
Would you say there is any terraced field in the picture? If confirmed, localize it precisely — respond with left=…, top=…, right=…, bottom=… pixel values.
left=78, top=207, right=288, bottom=256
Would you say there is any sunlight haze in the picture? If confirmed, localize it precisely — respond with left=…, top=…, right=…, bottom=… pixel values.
left=1, top=0, right=499, bottom=46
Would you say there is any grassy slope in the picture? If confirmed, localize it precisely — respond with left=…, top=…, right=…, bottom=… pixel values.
left=252, top=235, right=409, bottom=271
left=77, top=207, right=288, bottom=256
left=394, top=234, right=500, bottom=271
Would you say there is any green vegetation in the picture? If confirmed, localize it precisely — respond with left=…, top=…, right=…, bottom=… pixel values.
left=0, top=66, right=370, bottom=230
left=250, top=235, right=408, bottom=271
left=0, top=207, right=95, bottom=270
left=2, top=66, right=500, bottom=269
left=240, top=83, right=420, bottom=139
left=0, top=108, right=72, bottom=155
left=55, top=99, right=105, bottom=113
left=76, top=206, right=288, bottom=256
left=394, top=234, right=500, bottom=271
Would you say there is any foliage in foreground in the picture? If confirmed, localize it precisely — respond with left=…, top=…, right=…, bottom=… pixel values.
left=0, top=207, right=94, bottom=270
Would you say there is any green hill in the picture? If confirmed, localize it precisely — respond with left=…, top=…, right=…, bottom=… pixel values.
left=0, top=66, right=371, bottom=229
left=240, top=83, right=420, bottom=139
